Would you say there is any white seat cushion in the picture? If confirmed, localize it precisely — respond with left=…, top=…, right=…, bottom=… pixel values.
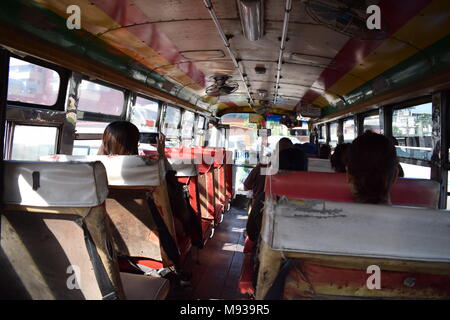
left=3, top=161, right=108, bottom=207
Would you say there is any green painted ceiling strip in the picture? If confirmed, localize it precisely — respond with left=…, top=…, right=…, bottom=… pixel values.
left=322, top=34, right=450, bottom=117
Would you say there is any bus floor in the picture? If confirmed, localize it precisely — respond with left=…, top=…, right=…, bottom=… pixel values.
left=167, top=196, right=251, bottom=300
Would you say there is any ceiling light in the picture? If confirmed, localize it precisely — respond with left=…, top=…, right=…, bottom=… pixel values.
left=237, top=0, right=264, bottom=41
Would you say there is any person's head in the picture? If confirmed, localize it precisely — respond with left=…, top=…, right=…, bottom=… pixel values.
left=346, top=131, right=399, bottom=204
left=98, top=121, right=140, bottom=155
left=330, top=143, right=351, bottom=173
left=277, top=137, right=294, bottom=152
left=319, top=144, right=331, bottom=159
left=279, top=147, right=308, bottom=171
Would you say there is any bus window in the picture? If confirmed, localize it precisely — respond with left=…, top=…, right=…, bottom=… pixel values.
left=7, top=57, right=60, bottom=106
left=329, top=122, right=338, bottom=147
left=10, top=125, right=58, bottom=160
left=363, top=114, right=381, bottom=133
left=194, top=115, right=205, bottom=146
left=318, top=125, right=326, bottom=144
left=393, top=103, right=432, bottom=161
left=129, top=96, right=159, bottom=133
left=73, top=121, right=109, bottom=155
left=393, top=102, right=432, bottom=179
left=221, top=113, right=258, bottom=152
left=181, top=110, right=195, bottom=147
left=343, top=118, right=355, bottom=142
left=78, top=80, right=124, bottom=116
left=161, top=105, right=181, bottom=147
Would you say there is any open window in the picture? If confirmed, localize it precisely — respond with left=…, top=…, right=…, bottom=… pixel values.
left=343, top=117, right=355, bottom=143
left=329, top=122, right=338, bottom=148
left=161, top=105, right=181, bottom=147
left=392, top=102, right=432, bottom=179
left=7, top=124, right=59, bottom=160
left=181, top=110, right=195, bottom=147
left=129, top=96, right=160, bottom=133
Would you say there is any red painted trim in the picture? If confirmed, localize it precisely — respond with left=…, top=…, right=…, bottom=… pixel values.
left=91, top=0, right=206, bottom=87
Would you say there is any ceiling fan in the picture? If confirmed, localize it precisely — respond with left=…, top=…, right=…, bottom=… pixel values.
left=304, top=0, right=388, bottom=40
left=205, top=75, right=239, bottom=97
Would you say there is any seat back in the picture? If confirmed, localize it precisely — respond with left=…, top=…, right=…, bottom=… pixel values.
left=1, top=161, right=124, bottom=300
left=267, top=171, right=440, bottom=208
left=40, top=155, right=180, bottom=267
left=307, top=158, right=334, bottom=173
left=260, top=198, right=450, bottom=299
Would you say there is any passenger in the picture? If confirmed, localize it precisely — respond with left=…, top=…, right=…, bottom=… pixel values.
left=98, top=121, right=203, bottom=267
left=330, top=143, right=351, bottom=173
left=246, top=147, right=307, bottom=242
left=346, top=131, right=399, bottom=204
left=98, top=121, right=140, bottom=155
left=246, top=147, right=308, bottom=289
left=244, top=137, right=293, bottom=210
left=319, top=144, right=331, bottom=159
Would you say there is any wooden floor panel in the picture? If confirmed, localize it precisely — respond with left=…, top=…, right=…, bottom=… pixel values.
left=169, top=205, right=250, bottom=300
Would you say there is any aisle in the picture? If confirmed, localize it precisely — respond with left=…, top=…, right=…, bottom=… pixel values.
left=169, top=202, right=250, bottom=300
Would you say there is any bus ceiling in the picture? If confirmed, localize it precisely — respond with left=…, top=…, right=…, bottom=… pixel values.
left=0, top=1, right=449, bottom=121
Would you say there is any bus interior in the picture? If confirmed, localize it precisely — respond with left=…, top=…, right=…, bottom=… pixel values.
left=1, top=0, right=450, bottom=301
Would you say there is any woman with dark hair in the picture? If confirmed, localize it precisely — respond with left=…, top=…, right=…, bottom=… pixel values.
left=319, top=144, right=331, bottom=159
left=98, top=121, right=140, bottom=155
left=330, top=143, right=351, bottom=173
left=346, top=131, right=399, bottom=204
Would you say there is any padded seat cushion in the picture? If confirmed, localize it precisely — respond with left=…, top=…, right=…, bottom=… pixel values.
left=120, top=272, right=169, bottom=300
left=267, top=171, right=440, bottom=208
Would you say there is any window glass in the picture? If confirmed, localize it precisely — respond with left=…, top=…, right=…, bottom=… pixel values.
left=318, top=125, right=326, bottom=143
left=329, top=122, right=338, bottom=148
left=11, top=125, right=58, bottom=160
left=343, top=118, right=355, bottom=142
left=7, top=57, right=60, bottom=106
left=78, top=80, right=124, bottom=116
left=75, top=121, right=109, bottom=134
left=392, top=103, right=432, bottom=161
left=73, top=140, right=102, bottom=156
left=130, top=96, right=159, bottom=133
left=194, top=116, right=206, bottom=146
left=162, top=105, right=181, bottom=146
left=197, top=116, right=205, bottom=129
left=363, top=114, right=380, bottom=133
left=181, top=111, right=195, bottom=138
left=399, top=162, right=430, bottom=179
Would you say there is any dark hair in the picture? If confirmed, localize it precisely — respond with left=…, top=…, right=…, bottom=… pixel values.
left=330, top=143, right=351, bottom=173
left=98, top=121, right=140, bottom=155
left=347, top=131, right=399, bottom=204
left=279, top=147, right=308, bottom=171
left=319, top=144, right=331, bottom=159
left=277, top=137, right=294, bottom=152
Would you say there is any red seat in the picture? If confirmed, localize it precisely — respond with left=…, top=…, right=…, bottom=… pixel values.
left=267, top=171, right=440, bottom=208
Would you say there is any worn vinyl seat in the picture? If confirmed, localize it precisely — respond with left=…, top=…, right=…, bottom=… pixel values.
left=266, top=171, right=440, bottom=208
left=41, top=154, right=189, bottom=271
left=257, top=198, right=450, bottom=299
left=2, top=160, right=169, bottom=300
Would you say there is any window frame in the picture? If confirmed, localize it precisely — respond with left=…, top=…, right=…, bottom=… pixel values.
left=128, top=93, right=162, bottom=133
left=76, top=77, right=129, bottom=122
left=6, top=53, right=70, bottom=111
left=161, top=103, right=182, bottom=146
left=5, top=121, right=61, bottom=160
left=390, top=98, right=433, bottom=167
